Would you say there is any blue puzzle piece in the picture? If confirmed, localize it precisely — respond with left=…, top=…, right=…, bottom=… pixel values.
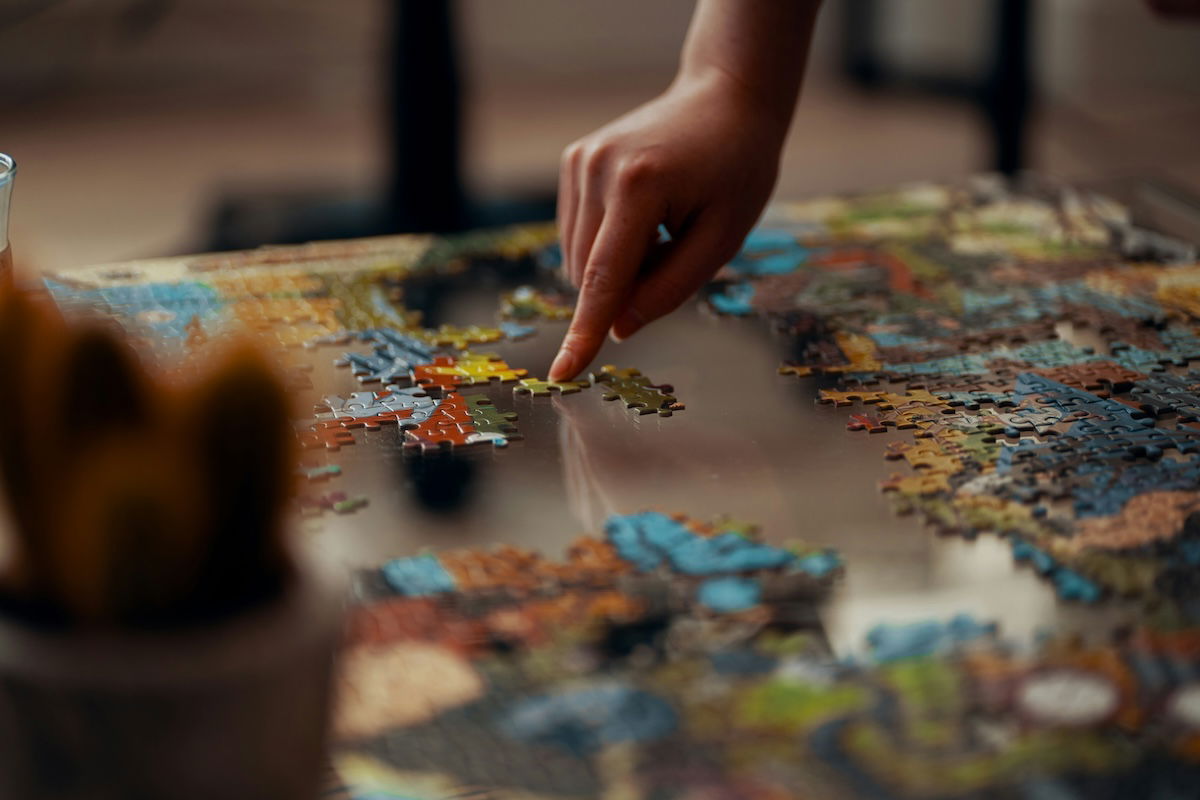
left=793, top=550, right=843, bottom=578
left=1053, top=568, right=1102, bottom=603
left=697, top=576, right=763, bottom=613
left=604, top=512, right=796, bottom=576
left=500, top=321, right=537, bottom=340
left=709, top=282, right=756, bottom=316
left=335, top=328, right=436, bottom=384
left=864, top=614, right=995, bottom=663
left=380, top=554, right=457, bottom=596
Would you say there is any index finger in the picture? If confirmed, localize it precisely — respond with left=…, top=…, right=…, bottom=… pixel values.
left=549, top=204, right=657, bottom=381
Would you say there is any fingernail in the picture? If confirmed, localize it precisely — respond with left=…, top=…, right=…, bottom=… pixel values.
left=549, top=349, right=574, bottom=381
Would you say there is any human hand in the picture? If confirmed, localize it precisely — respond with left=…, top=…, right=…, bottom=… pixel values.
left=549, top=70, right=789, bottom=381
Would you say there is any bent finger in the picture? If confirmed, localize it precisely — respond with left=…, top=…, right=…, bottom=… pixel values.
left=556, top=146, right=580, bottom=283
left=549, top=201, right=658, bottom=381
left=569, top=174, right=605, bottom=290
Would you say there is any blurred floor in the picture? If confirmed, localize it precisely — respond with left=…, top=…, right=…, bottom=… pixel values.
left=3, top=88, right=970, bottom=275
left=2, top=0, right=1198, bottom=275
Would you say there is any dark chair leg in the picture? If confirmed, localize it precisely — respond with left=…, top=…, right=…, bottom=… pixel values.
left=984, top=0, right=1033, bottom=176
left=386, top=0, right=466, bottom=234
left=841, top=0, right=884, bottom=89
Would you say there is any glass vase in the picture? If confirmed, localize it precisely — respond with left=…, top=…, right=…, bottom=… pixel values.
left=0, top=154, right=14, bottom=290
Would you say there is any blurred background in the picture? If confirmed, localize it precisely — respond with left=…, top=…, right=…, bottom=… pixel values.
left=2, top=0, right=1199, bottom=275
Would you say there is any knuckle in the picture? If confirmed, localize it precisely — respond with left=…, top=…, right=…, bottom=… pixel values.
left=581, top=142, right=616, bottom=180
left=580, top=266, right=618, bottom=298
left=614, top=153, right=660, bottom=190
left=560, top=328, right=594, bottom=354
left=561, top=142, right=583, bottom=169
left=586, top=140, right=615, bottom=164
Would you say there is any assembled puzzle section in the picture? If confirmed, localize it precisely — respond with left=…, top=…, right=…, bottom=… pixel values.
left=334, top=511, right=842, bottom=797
left=331, top=510, right=1200, bottom=800
left=705, top=177, right=1200, bottom=607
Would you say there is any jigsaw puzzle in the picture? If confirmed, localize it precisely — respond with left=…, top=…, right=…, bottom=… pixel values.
left=333, top=511, right=842, bottom=797
left=330, top=511, right=1200, bottom=799
left=38, top=175, right=1200, bottom=797
left=702, top=177, right=1200, bottom=606
left=43, top=227, right=683, bottom=468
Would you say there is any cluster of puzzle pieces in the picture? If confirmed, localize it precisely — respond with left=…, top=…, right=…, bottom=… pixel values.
left=330, top=510, right=1200, bottom=799
left=298, top=347, right=684, bottom=453
left=701, top=178, right=1200, bottom=606
left=371, top=510, right=840, bottom=610
left=290, top=300, right=686, bottom=450
left=43, top=236, right=689, bottom=458
left=305, top=382, right=520, bottom=453
left=499, top=285, right=573, bottom=322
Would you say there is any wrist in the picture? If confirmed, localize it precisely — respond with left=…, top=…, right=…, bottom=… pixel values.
left=670, top=64, right=795, bottom=142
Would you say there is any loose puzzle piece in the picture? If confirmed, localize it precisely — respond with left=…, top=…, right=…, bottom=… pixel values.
left=299, top=491, right=369, bottom=516
left=499, top=321, right=537, bottom=340
left=499, top=285, right=573, bottom=321
left=512, top=378, right=591, bottom=397
left=593, top=365, right=685, bottom=417
left=299, top=464, right=341, bottom=482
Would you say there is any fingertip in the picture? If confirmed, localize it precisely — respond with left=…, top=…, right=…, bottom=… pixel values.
left=548, top=348, right=576, bottom=383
